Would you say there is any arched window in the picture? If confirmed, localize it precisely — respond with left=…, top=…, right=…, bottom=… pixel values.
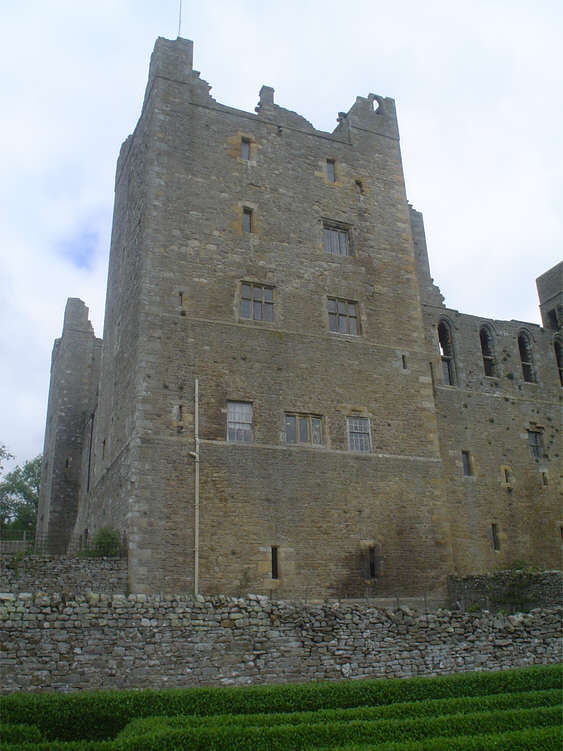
left=438, top=320, right=456, bottom=385
left=518, top=331, right=536, bottom=383
left=480, top=326, right=497, bottom=377
left=555, top=338, right=563, bottom=386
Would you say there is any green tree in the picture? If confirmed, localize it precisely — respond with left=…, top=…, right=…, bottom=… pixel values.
left=0, top=444, right=13, bottom=475
left=0, top=455, right=42, bottom=534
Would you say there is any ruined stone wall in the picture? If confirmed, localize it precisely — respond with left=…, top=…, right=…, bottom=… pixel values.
left=448, top=571, right=563, bottom=612
left=0, top=591, right=560, bottom=693
left=426, top=309, right=561, bottom=575
left=0, top=555, right=127, bottom=595
left=36, top=300, right=101, bottom=554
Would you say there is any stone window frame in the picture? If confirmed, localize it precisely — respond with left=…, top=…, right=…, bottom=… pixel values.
left=326, top=158, right=336, bottom=183
left=242, top=206, right=253, bottom=233
left=518, top=330, right=537, bottom=383
left=284, top=412, right=324, bottom=446
left=328, top=296, right=360, bottom=336
left=323, top=220, right=352, bottom=257
left=347, top=415, right=372, bottom=453
left=437, top=318, right=456, bottom=386
left=239, top=281, right=274, bottom=323
left=527, top=428, right=544, bottom=460
left=554, top=336, right=563, bottom=387
left=479, top=324, right=498, bottom=377
left=461, top=450, right=473, bottom=477
left=240, top=137, right=251, bottom=161
left=227, top=401, right=253, bottom=443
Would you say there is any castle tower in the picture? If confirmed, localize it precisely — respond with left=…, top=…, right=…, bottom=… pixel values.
left=69, top=37, right=452, bottom=595
left=36, top=299, right=101, bottom=553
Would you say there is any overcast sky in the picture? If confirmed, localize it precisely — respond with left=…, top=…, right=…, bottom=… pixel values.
left=1, top=0, right=561, bottom=467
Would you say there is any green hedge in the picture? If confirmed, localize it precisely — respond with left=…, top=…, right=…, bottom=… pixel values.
left=118, top=688, right=562, bottom=738
left=112, top=705, right=562, bottom=751
left=0, top=723, right=43, bottom=743
left=1, top=665, right=560, bottom=742
left=0, top=727, right=559, bottom=751
left=322, top=726, right=563, bottom=751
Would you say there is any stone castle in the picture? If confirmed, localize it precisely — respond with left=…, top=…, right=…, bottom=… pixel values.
left=37, top=36, right=562, bottom=598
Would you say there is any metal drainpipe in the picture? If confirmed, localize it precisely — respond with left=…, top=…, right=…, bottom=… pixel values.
left=194, top=377, right=200, bottom=596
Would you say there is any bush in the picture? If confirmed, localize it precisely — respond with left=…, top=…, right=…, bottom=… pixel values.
left=91, top=527, right=121, bottom=557
left=0, top=723, right=43, bottom=743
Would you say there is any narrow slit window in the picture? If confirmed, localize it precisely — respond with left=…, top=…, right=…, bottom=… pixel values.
left=401, top=354, right=407, bottom=370
left=438, top=320, right=455, bottom=385
left=491, top=523, right=500, bottom=551
left=241, top=138, right=251, bottom=161
left=480, top=326, right=497, bottom=377
left=355, top=180, right=364, bottom=194
left=541, top=471, right=548, bottom=487
left=554, top=339, right=563, bottom=387
left=461, top=450, right=472, bottom=476
left=177, top=405, right=183, bottom=421
left=178, top=291, right=184, bottom=307
left=242, top=207, right=253, bottom=233
left=326, top=159, right=336, bottom=182
left=503, top=467, right=512, bottom=484
left=518, top=332, right=536, bottom=382
left=368, top=546, right=376, bottom=579
left=271, top=546, right=279, bottom=579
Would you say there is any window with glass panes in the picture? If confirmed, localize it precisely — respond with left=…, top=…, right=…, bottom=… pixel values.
left=527, top=429, right=543, bottom=459
left=347, top=416, right=371, bottom=452
left=240, top=282, right=273, bottom=322
left=227, top=402, right=253, bottom=442
left=323, top=224, right=349, bottom=256
left=285, top=414, right=323, bottom=446
left=328, top=297, right=359, bottom=335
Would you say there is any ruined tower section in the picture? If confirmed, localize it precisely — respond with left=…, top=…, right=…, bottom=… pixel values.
left=36, top=299, right=101, bottom=553
left=536, top=261, right=562, bottom=332
left=414, top=225, right=562, bottom=574
left=72, top=36, right=453, bottom=595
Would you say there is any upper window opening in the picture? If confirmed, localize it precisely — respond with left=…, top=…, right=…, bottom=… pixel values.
left=527, top=429, right=543, bottom=460
left=240, top=282, right=273, bottom=322
left=480, top=326, right=497, bottom=377
left=323, top=223, right=350, bottom=256
left=242, top=207, right=253, bottom=233
left=285, top=413, right=323, bottom=446
left=271, top=546, right=279, bottom=579
left=241, top=138, right=251, bottom=161
left=227, top=401, right=253, bottom=443
left=491, top=523, right=500, bottom=551
left=518, top=332, right=536, bottom=382
left=547, top=309, right=559, bottom=330
left=347, top=416, right=372, bottom=453
left=438, top=320, right=456, bottom=385
left=355, top=180, right=364, bottom=194
left=461, top=450, right=473, bottom=477
left=328, top=297, right=359, bottom=335
left=554, top=339, right=563, bottom=386
left=326, top=159, right=336, bottom=183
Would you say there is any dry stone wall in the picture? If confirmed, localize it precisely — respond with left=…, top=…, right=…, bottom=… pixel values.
left=1, top=591, right=560, bottom=693
left=0, top=555, right=127, bottom=596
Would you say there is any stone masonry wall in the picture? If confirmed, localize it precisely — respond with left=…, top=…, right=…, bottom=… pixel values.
left=447, top=571, right=563, bottom=612
left=0, top=591, right=560, bottom=693
left=0, top=555, right=127, bottom=596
